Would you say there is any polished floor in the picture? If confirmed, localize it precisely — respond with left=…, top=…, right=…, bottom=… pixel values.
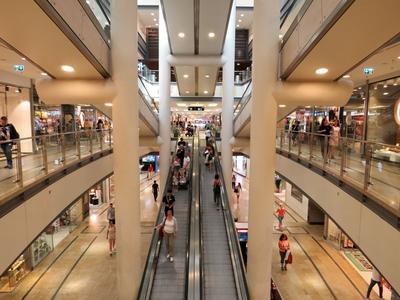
left=0, top=175, right=158, bottom=300
left=232, top=172, right=383, bottom=300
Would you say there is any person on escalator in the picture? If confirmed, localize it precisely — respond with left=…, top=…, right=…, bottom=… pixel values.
left=213, top=174, right=222, bottom=210
left=156, top=209, right=177, bottom=263
left=176, top=145, right=185, bottom=168
left=162, top=189, right=176, bottom=216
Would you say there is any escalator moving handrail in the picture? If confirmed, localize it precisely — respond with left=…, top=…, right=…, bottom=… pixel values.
left=212, top=141, right=250, bottom=300
left=137, top=138, right=194, bottom=300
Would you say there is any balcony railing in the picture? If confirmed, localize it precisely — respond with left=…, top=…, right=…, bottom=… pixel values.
left=0, top=129, right=113, bottom=205
left=276, top=130, right=400, bottom=217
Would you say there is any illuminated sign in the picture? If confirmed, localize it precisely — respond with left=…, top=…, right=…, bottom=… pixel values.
left=363, top=67, right=374, bottom=75
left=14, top=64, right=25, bottom=72
left=188, top=106, right=204, bottom=111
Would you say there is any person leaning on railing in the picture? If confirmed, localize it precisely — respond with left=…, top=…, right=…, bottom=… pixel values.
left=0, top=116, right=19, bottom=169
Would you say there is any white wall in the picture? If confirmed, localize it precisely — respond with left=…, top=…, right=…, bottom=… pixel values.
left=0, top=154, right=113, bottom=274
left=6, top=89, right=33, bottom=152
left=276, top=154, right=400, bottom=292
left=284, top=182, right=309, bottom=220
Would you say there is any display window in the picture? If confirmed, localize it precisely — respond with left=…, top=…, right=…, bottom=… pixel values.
left=233, top=155, right=249, bottom=177
left=0, top=254, right=30, bottom=292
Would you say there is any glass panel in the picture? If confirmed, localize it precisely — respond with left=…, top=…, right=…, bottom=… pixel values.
left=85, top=0, right=110, bottom=40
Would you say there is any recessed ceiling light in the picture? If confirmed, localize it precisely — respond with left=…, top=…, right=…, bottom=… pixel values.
left=205, top=74, right=210, bottom=78
left=204, top=90, right=209, bottom=94
left=236, top=24, right=239, bottom=28
left=155, top=23, right=159, bottom=26
left=383, top=84, right=388, bottom=88
left=104, top=102, right=113, bottom=107
left=21, top=57, right=26, bottom=61
left=358, top=87, right=362, bottom=90
left=208, top=103, right=218, bottom=107
left=183, top=74, right=189, bottom=78
left=15, top=88, right=21, bottom=93
left=278, top=104, right=286, bottom=108
left=362, top=97, right=366, bottom=100
left=177, top=103, right=187, bottom=107
left=397, top=56, right=400, bottom=59
left=342, top=74, right=350, bottom=78
left=151, top=12, right=154, bottom=16
left=315, top=67, right=328, bottom=75
left=394, top=83, right=398, bottom=86
left=61, top=65, right=74, bottom=72
left=185, top=91, right=190, bottom=94
left=383, top=92, right=389, bottom=96
left=208, top=32, right=216, bottom=38
left=40, top=72, right=48, bottom=76
left=305, top=106, right=311, bottom=108
left=374, top=86, right=378, bottom=90
left=278, top=34, right=283, bottom=39
left=153, top=18, right=157, bottom=21
left=178, top=32, right=185, bottom=38
left=240, top=13, right=244, bottom=17
left=238, top=19, right=242, bottom=23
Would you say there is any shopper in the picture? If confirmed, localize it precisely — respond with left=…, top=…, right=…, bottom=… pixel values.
left=291, top=120, right=300, bottom=146
left=205, top=128, right=212, bottom=145
left=276, top=203, right=286, bottom=231
left=0, top=116, right=19, bottom=169
left=278, top=234, right=290, bottom=271
left=148, top=163, right=154, bottom=178
left=176, top=145, right=185, bottom=168
left=156, top=209, right=177, bottom=262
left=106, top=220, right=116, bottom=256
left=152, top=180, right=159, bottom=202
left=232, top=174, right=236, bottom=190
left=162, top=189, right=176, bottom=216
left=366, top=267, right=383, bottom=300
left=107, top=203, right=115, bottom=224
left=177, top=137, right=186, bottom=148
left=317, top=118, right=332, bottom=161
left=328, top=119, right=340, bottom=160
left=213, top=174, right=222, bottom=210
left=234, top=183, right=241, bottom=203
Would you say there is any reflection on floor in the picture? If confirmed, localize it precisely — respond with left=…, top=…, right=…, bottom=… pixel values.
left=232, top=172, right=385, bottom=300
left=0, top=176, right=159, bottom=300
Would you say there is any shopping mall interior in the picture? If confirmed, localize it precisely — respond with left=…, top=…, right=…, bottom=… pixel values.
left=0, top=0, right=399, bottom=299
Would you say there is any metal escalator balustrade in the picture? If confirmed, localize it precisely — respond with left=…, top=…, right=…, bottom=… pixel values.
left=199, top=139, right=249, bottom=300
left=138, top=137, right=194, bottom=300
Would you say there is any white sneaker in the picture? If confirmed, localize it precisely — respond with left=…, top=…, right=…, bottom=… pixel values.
left=169, top=257, right=174, bottom=262
left=167, top=254, right=170, bottom=259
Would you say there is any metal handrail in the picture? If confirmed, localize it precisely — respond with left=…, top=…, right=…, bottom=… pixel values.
left=138, top=76, right=159, bottom=115
left=137, top=137, right=194, bottom=300
left=277, top=129, right=400, bottom=216
left=212, top=140, right=250, bottom=300
left=233, top=80, right=253, bottom=121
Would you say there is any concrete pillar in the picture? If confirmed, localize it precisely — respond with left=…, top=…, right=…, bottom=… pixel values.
left=159, top=5, right=171, bottom=191
left=247, top=0, right=279, bottom=299
left=110, top=0, right=141, bottom=298
left=221, top=2, right=235, bottom=188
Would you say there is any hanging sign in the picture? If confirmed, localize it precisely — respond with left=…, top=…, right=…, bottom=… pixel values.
left=363, top=67, right=374, bottom=75
left=14, top=64, right=25, bottom=72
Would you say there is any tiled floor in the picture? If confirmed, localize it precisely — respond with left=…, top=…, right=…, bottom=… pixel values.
left=0, top=176, right=158, bottom=300
left=232, top=172, right=383, bottom=300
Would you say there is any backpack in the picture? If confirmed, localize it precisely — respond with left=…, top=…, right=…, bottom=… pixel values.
left=9, top=124, right=19, bottom=140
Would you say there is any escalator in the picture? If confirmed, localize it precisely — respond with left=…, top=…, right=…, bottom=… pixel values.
left=138, top=135, right=249, bottom=299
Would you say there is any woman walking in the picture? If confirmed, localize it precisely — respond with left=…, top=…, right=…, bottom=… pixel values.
left=233, top=183, right=242, bottom=203
left=106, top=221, right=116, bottom=256
left=156, top=210, right=178, bottom=262
left=213, top=174, right=222, bottom=210
left=278, top=234, right=290, bottom=271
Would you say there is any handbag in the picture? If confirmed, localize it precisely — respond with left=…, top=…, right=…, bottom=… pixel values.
left=158, top=218, right=166, bottom=238
left=286, top=251, right=293, bottom=264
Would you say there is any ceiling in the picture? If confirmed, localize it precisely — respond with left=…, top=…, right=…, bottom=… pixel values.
left=0, top=40, right=48, bottom=82
left=0, top=0, right=102, bottom=80
left=286, top=0, right=400, bottom=82
left=161, top=0, right=233, bottom=96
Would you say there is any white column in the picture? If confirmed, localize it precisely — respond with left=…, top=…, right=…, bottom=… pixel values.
left=110, top=0, right=141, bottom=298
left=159, top=5, right=171, bottom=191
left=247, top=0, right=279, bottom=299
left=221, top=2, right=235, bottom=188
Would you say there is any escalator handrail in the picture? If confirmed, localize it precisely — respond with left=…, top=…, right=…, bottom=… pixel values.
left=137, top=162, right=174, bottom=300
left=212, top=141, right=250, bottom=300
left=137, top=138, right=194, bottom=300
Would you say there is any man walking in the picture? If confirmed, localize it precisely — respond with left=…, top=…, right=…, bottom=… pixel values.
left=152, top=180, right=159, bottom=202
left=107, top=203, right=115, bottom=224
left=0, top=116, right=19, bottom=169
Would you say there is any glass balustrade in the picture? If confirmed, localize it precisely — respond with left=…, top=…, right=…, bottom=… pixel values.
left=276, top=129, right=400, bottom=215
left=0, top=129, right=113, bottom=205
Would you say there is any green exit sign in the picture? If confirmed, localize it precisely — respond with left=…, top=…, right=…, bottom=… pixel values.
left=14, top=64, right=25, bottom=72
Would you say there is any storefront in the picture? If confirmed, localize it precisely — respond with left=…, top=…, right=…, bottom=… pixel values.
left=233, top=154, right=250, bottom=178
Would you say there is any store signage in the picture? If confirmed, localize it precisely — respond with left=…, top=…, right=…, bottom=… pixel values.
left=14, top=64, right=25, bottom=72
left=363, top=67, right=374, bottom=75
left=188, top=106, right=204, bottom=111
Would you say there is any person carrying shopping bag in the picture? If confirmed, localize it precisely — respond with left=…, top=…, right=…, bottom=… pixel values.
left=156, top=209, right=178, bottom=262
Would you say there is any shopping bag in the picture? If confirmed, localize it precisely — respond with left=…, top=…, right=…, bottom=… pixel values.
left=285, top=251, right=293, bottom=264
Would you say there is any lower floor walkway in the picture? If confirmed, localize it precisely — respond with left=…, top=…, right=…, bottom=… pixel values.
left=232, top=172, right=385, bottom=300
left=0, top=174, right=159, bottom=300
